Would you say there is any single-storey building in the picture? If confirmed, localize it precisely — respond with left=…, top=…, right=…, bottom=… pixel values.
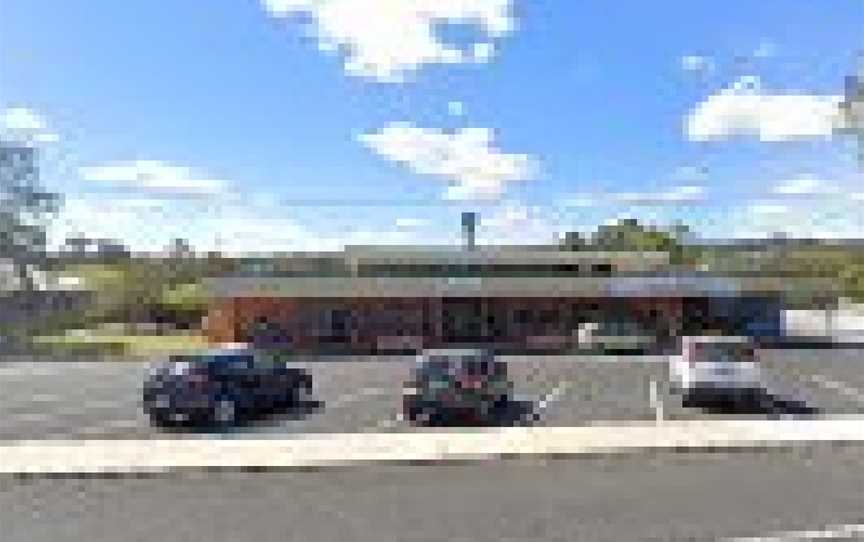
left=202, top=246, right=837, bottom=353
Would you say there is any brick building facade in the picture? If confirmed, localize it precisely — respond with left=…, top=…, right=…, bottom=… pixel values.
left=202, top=247, right=816, bottom=353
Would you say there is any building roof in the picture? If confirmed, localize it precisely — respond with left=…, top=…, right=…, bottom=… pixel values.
left=343, top=248, right=670, bottom=269
left=203, top=274, right=838, bottom=299
left=216, top=248, right=673, bottom=278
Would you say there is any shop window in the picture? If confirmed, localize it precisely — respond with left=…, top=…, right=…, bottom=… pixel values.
left=592, top=264, right=613, bottom=275
left=539, top=310, right=558, bottom=324
left=513, top=309, right=532, bottom=324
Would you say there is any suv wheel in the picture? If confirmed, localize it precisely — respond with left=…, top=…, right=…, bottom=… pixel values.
left=406, top=401, right=432, bottom=425
left=213, top=398, right=237, bottom=425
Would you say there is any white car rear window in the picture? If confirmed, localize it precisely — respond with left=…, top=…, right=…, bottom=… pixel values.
left=689, top=343, right=755, bottom=363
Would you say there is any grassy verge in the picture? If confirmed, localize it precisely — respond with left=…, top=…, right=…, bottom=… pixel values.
left=31, top=331, right=211, bottom=358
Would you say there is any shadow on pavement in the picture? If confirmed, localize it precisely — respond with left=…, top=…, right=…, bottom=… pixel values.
left=152, top=399, right=324, bottom=435
left=261, top=399, right=325, bottom=422
left=682, top=389, right=820, bottom=417
left=406, top=399, right=536, bottom=428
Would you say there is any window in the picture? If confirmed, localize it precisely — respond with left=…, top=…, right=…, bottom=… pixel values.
left=539, top=309, right=558, bottom=324
left=592, top=264, right=613, bottom=275
left=513, top=309, right=532, bottom=324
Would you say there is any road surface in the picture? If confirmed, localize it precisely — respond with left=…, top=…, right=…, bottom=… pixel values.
left=3, top=445, right=863, bottom=542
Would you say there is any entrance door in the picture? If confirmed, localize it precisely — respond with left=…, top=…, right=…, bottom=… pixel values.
left=327, top=309, right=353, bottom=344
left=442, top=299, right=496, bottom=344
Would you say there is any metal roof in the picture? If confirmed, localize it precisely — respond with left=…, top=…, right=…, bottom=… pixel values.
left=214, top=248, right=673, bottom=278
left=203, top=274, right=838, bottom=299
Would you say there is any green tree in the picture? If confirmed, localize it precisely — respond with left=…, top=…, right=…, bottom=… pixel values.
left=591, top=219, right=680, bottom=252
left=0, top=143, right=61, bottom=290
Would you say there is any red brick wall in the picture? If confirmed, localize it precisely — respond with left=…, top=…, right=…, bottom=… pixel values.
left=204, top=298, right=238, bottom=343
left=207, top=296, right=685, bottom=350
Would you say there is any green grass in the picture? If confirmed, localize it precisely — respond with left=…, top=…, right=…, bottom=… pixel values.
left=32, top=331, right=211, bottom=357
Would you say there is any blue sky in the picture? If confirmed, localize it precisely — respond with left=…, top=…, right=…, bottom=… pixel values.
left=1, top=0, right=862, bottom=253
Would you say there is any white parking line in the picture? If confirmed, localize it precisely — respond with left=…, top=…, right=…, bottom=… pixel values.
left=0, top=365, right=63, bottom=377
left=29, top=393, right=61, bottom=403
left=536, top=381, right=571, bottom=412
left=809, top=374, right=864, bottom=405
left=77, top=419, right=144, bottom=436
left=374, top=414, right=404, bottom=430
left=10, top=412, right=51, bottom=423
left=725, top=522, right=864, bottom=541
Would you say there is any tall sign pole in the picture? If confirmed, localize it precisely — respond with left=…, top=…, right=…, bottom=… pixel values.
left=461, top=211, right=477, bottom=251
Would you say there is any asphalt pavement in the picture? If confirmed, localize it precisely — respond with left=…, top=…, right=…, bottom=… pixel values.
left=1, top=349, right=862, bottom=440
left=3, top=445, right=863, bottom=542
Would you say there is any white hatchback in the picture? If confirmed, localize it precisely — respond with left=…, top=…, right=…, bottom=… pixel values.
left=669, top=336, right=762, bottom=395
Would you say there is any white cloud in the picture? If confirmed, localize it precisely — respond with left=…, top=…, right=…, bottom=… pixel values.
left=50, top=195, right=429, bottom=255
left=358, top=122, right=535, bottom=201
left=203, top=215, right=314, bottom=254
left=471, top=42, right=496, bottom=62
left=671, top=165, right=710, bottom=183
left=0, top=107, right=59, bottom=145
left=49, top=197, right=164, bottom=252
left=1, top=107, right=46, bottom=131
left=686, top=76, right=844, bottom=141
left=199, top=218, right=423, bottom=254
left=752, top=39, right=777, bottom=59
left=729, top=200, right=864, bottom=239
left=477, top=201, right=559, bottom=244
left=261, top=0, right=516, bottom=82
left=614, top=185, right=706, bottom=204
left=395, top=217, right=432, bottom=228
left=52, top=196, right=310, bottom=254
left=561, top=182, right=705, bottom=209
left=772, top=175, right=839, bottom=196
left=747, top=202, right=790, bottom=216
left=680, top=55, right=714, bottom=74
left=561, top=195, right=596, bottom=208
left=79, top=160, right=227, bottom=195
left=448, top=101, right=466, bottom=117
left=331, top=228, right=417, bottom=247
left=481, top=201, right=529, bottom=228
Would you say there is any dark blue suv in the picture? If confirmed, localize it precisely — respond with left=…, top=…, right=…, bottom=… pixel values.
left=402, top=349, right=513, bottom=426
left=142, top=348, right=313, bottom=428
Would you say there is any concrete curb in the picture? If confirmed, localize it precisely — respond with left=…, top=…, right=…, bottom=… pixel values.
left=2, top=418, right=862, bottom=474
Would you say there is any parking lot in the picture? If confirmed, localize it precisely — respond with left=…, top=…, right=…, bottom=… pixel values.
left=1, top=349, right=863, bottom=441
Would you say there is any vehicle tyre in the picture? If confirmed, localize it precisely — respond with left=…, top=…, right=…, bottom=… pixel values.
left=147, top=410, right=175, bottom=428
left=213, top=398, right=238, bottom=426
left=301, top=376, right=314, bottom=398
left=294, top=381, right=312, bottom=405
left=405, top=399, right=432, bottom=425
left=681, top=389, right=704, bottom=409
